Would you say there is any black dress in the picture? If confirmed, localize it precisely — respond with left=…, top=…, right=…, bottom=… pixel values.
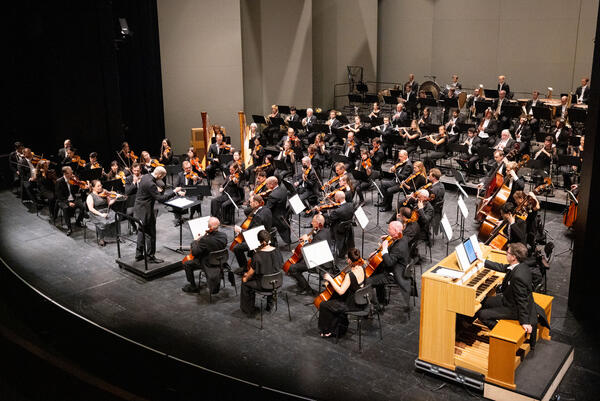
left=240, top=248, right=283, bottom=314
left=318, top=270, right=365, bottom=336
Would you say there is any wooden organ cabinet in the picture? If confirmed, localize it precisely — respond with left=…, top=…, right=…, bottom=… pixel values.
left=416, top=245, right=572, bottom=401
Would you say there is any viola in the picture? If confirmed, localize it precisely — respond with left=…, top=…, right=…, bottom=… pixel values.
left=282, top=228, right=317, bottom=273
left=314, top=258, right=366, bottom=309
left=68, top=176, right=88, bottom=189
left=302, top=166, right=311, bottom=180
left=71, top=155, right=86, bottom=167
left=364, top=235, right=401, bottom=278
left=150, top=159, right=164, bottom=168
left=390, top=160, right=405, bottom=172
left=99, top=190, right=123, bottom=199
left=116, top=171, right=126, bottom=185
left=185, top=171, right=199, bottom=180
left=361, top=158, right=372, bottom=170
left=253, top=181, right=267, bottom=194
left=256, top=187, right=273, bottom=198
left=229, top=211, right=255, bottom=250
left=321, top=174, right=341, bottom=191
left=306, top=202, right=341, bottom=215
left=324, top=185, right=349, bottom=200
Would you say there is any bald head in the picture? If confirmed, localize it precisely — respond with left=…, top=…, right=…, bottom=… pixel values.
left=266, top=176, right=278, bottom=189
left=153, top=166, right=167, bottom=179
left=389, top=221, right=404, bottom=238
left=208, top=217, right=220, bottom=230
left=417, top=189, right=429, bottom=200
left=334, top=191, right=346, bottom=203
left=312, top=214, right=325, bottom=228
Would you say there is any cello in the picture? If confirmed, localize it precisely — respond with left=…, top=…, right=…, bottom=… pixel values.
left=364, top=234, right=401, bottom=278
left=313, top=258, right=365, bottom=309
left=229, top=211, right=255, bottom=250
left=182, top=227, right=213, bottom=263
left=563, top=187, right=579, bottom=228
left=282, top=228, right=316, bottom=273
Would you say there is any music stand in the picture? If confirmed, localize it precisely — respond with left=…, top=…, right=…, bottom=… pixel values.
left=443, top=98, right=458, bottom=109
left=278, top=105, right=291, bottom=115
left=483, top=89, right=499, bottom=98
left=364, top=94, right=379, bottom=103
left=289, top=121, right=303, bottom=132
left=253, top=115, right=267, bottom=125
left=569, top=135, right=581, bottom=147
left=80, top=168, right=103, bottom=182
left=269, top=117, right=285, bottom=127
left=315, top=111, right=329, bottom=121
left=217, top=154, right=233, bottom=166
left=273, top=159, right=288, bottom=172
left=312, top=123, right=329, bottom=132
left=348, top=94, right=363, bottom=103
left=164, top=197, right=204, bottom=254
left=165, top=165, right=182, bottom=186
left=503, top=105, right=522, bottom=119
left=383, top=95, right=395, bottom=105
left=475, top=100, right=492, bottom=115
left=102, top=178, right=124, bottom=193
left=535, top=132, right=548, bottom=143
left=184, top=185, right=212, bottom=198
left=532, top=106, right=551, bottom=121
left=354, top=205, right=369, bottom=255
left=338, top=115, right=349, bottom=124
left=281, top=178, right=296, bottom=195
left=568, top=107, right=587, bottom=124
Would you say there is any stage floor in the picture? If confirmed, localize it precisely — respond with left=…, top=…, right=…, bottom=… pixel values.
left=1, top=182, right=599, bottom=400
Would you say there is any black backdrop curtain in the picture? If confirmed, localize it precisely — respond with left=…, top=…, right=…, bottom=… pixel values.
left=4, top=0, right=164, bottom=175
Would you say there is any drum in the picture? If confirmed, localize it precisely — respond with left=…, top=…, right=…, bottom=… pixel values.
left=458, top=91, right=468, bottom=109
left=419, top=81, right=442, bottom=100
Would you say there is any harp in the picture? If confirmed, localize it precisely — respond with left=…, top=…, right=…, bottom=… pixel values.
left=238, top=111, right=252, bottom=168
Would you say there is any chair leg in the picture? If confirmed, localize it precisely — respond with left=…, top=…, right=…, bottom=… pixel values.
left=260, top=298, right=263, bottom=330
left=285, top=293, right=291, bottom=321
left=358, top=318, right=362, bottom=352
left=376, top=311, right=383, bottom=340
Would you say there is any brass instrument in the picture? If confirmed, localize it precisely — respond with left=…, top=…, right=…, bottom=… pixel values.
left=565, top=92, right=573, bottom=128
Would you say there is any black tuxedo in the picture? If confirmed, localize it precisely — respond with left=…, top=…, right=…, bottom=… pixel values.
left=506, top=218, right=527, bottom=246
left=327, top=202, right=355, bottom=257
left=380, top=159, right=413, bottom=209
left=206, top=143, right=230, bottom=179
left=525, top=99, right=543, bottom=113
left=134, top=174, right=177, bottom=257
left=267, top=185, right=291, bottom=243
left=551, top=127, right=571, bottom=153
left=513, top=123, right=532, bottom=154
left=210, top=176, right=242, bottom=223
left=304, top=115, right=318, bottom=140
left=55, top=176, right=86, bottom=230
left=232, top=206, right=274, bottom=269
left=287, top=227, right=333, bottom=291
left=575, top=85, right=589, bottom=104
left=417, top=202, right=434, bottom=239
left=392, top=110, right=409, bottom=126
left=124, top=174, right=142, bottom=196
left=183, top=230, right=228, bottom=292
left=367, top=236, right=411, bottom=307
left=371, top=149, right=386, bottom=171
left=287, top=113, right=300, bottom=123
left=497, top=82, right=511, bottom=98
left=493, top=138, right=516, bottom=155
left=479, top=261, right=549, bottom=335
left=294, top=168, right=319, bottom=204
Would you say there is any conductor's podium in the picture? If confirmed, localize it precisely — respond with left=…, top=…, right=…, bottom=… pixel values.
left=416, top=245, right=573, bottom=401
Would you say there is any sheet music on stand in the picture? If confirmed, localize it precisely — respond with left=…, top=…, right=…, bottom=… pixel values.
left=301, top=240, right=334, bottom=269
left=354, top=206, right=369, bottom=229
left=188, top=216, right=211, bottom=239
left=242, top=225, right=265, bottom=250
left=165, top=197, right=196, bottom=209
left=457, top=195, right=469, bottom=219
left=441, top=214, right=452, bottom=241
left=455, top=180, right=468, bottom=199
left=288, top=194, right=306, bottom=214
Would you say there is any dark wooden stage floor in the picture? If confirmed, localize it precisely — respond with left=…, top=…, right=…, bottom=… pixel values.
left=1, top=182, right=599, bottom=400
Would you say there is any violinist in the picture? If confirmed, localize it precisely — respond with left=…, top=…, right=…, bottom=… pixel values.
left=105, top=161, right=123, bottom=181
left=427, top=168, right=445, bottom=236
left=230, top=151, right=246, bottom=181
left=355, top=148, right=373, bottom=204
left=274, top=140, right=295, bottom=180
left=85, top=152, right=103, bottom=173
left=397, top=206, right=420, bottom=245
left=498, top=202, right=527, bottom=246
left=314, top=133, right=329, bottom=160
left=366, top=221, right=411, bottom=312
left=288, top=214, right=331, bottom=296
left=206, top=133, right=231, bottom=179
left=377, top=150, right=413, bottom=212
left=251, top=137, right=265, bottom=166
left=63, top=148, right=86, bottom=173
left=57, top=139, right=71, bottom=161
left=174, top=160, right=203, bottom=222
left=36, top=159, right=57, bottom=216
left=9, top=141, right=24, bottom=192
left=423, top=125, right=448, bottom=170
left=322, top=162, right=347, bottom=192
left=185, top=147, right=205, bottom=177
left=372, top=116, right=394, bottom=159
left=124, top=163, right=142, bottom=196
left=403, top=189, right=434, bottom=242
left=140, top=151, right=158, bottom=174
left=293, top=156, right=319, bottom=204
left=181, top=217, right=228, bottom=293
left=265, top=176, right=292, bottom=245
left=256, top=154, right=275, bottom=178
left=252, top=170, right=269, bottom=196
left=232, top=194, right=273, bottom=273
left=20, top=148, right=41, bottom=207
left=533, top=136, right=555, bottom=171
left=86, top=180, right=118, bottom=247
left=318, top=247, right=366, bottom=338
left=159, top=138, right=173, bottom=165
left=341, top=131, right=359, bottom=168
left=240, top=230, right=283, bottom=316
left=369, top=138, right=386, bottom=171
left=327, top=191, right=355, bottom=257
left=210, top=164, right=242, bottom=225
left=55, top=166, right=87, bottom=236
left=117, top=142, right=136, bottom=170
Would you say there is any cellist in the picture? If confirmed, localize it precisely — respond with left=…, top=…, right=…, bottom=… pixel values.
left=286, top=214, right=332, bottom=296
left=366, top=221, right=411, bottom=314
left=231, top=194, right=273, bottom=274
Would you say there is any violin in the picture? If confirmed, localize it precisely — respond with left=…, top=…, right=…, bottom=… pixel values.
left=68, top=176, right=89, bottom=189
left=306, top=202, right=341, bottom=215
left=253, top=180, right=267, bottom=194
left=91, top=162, right=101, bottom=169
left=255, top=162, right=271, bottom=171
left=302, top=166, right=311, bottom=180
left=284, top=148, right=294, bottom=157
left=185, top=171, right=199, bottom=180
left=324, top=185, right=349, bottom=200
left=390, top=160, right=405, bottom=172
left=99, top=190, right=124, bottom=199
left=150, top=159, right=164, bottom=168
left=370, top=144, right=380, bottom=156
left=190, top=157, right=203, bottom=172
left=129, top=151, right=138, bottom=161
left=116, top=171, right=126, bottom=185
left=219, top=143, right=232, bottom=151
left=229, top=172, right=240, bottom=184
left=321, top=174, right=341, bottom=191
left=364, top=235, right=401, bottom=278
left=314, top=258, right=366, bottom=309
left=283, top=228, right=317, bottom=273
left=256, top=187, right=273, bottom=198
left=71, top=155, right=86, bottom=167
left=361, top=158, right=372, bottom=170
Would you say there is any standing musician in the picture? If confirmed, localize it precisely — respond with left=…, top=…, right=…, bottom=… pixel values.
left=513, top=190, right=541, bottom=248
left=513, top=116, right=533, bottom=156
left=303, top=108, right=318, bottom=142
left=466, top=87, right=484, bottom=120
left=327, top=191, right=355, bottom=258
left=240, top=229, right=284, bottom=316
left=497, top=75, right=511, bottom=98
left=159, top=138, right=173, bottom=165
left=550, top=118, right=571, bottom=156
left=372, top=116, right=394, bottom=159
left=124, top=162, right=143, bottom=196
left=265, top=176, right=292, bottom=245
left=457, top=128, right=481, bottom=179
left=174, top=160, right=203, bottom=222
left=134, top=166, right=184, bottom=263
left=355, top=148, right=373, bottom=204
left=368, top=102, right=381, bottom=119
left=210, top=164, right=242, bottom=225
left=287, top=214, right=331, bottom=296
left=575, top=77, right=590, bottom=104
left=369, top=138, right=386, bottom=171
left=205, top=133, right=231, bottom=179
left=274, top=140, right=295, bottom=180
left=57, top=139, right=72, bottom=161
left=181, top=217, right=228, bottom=293
left=400, top=120, right=422, bottom=155
left=117, top=142, right=136, bottom=171
left=55, top=166, right=87, bottom=236
left=427, top=168, right=445, bottom=236
left=294, top=156, right=319, bottom=205
left=392, top=102, right=409, bottom=127
left=265, top=104, right=281, bottom=144
left=367, top=221, right=411, bottom=313
left=423, top=125, right=448, bottom=170
left=9, top=141, right=24, bottom=192
left=556, top=96, right=569, bottom=120
left=232, top=194, right=273, bottom=272
left=493, top=129, right=516, bottom=155
left=86, top=180, right=118, bottom=247
left=377, top=150, right=413, bottom=212
left=318, top=248, right=366, bottom=338
left=524, top=90, right=543, bottom=131
left=326, top=109, right=342, bottom=145
left=474, top=243, right=549, bottom=335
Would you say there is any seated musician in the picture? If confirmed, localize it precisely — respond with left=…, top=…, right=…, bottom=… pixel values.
left=456, top=128, right=481, bottom=179
left=86, top=152, right=103, bottom=174
left=392, top=102, right=409, bottom=127
left=314, top=133, right=329, bottom=162
left=499, top=202, right=527, bottom=247
left=140, top=151, right=162, bottom=174
left=19, top=148, right=41, bottom=207
left=341, top=131, right=359, bottom=169
left=9, top=141, right=24, bottom=193
left=368, top=102, right=381, bottom=119
left=35, top=160, right=57, bottom=217
left=397, top=206, right=420, bottom=246
left=265, top=176, right=291, bottom=245
left=105, top=161, right=123, bottom=181
left=209, top=163, right=242, bottom=225
left=173, top=160, right=203, bottom=223
left=428, top=168, right=445, bottom=236
left=86, top=180, right=118, bottom=247
left=493, top=129, right=516, bottom=156
left=63, top=148, right=86, bottom=174
left=159, top=138, right=173, bottom=165
left=248, top=122, right=261, bottom=145
left=326, top=110, right=342, bottom=145
left=124, top=163, right=143, bottom=196
left=264, top=105, right=281, bottom=144
left=408, top=189, right=434, bottom=243
left=355, top=148, right=373, bottom=204
left=327, top=191, right=355, bottom=258
left=505, top=161, right=525, bottom=200
left=367, top=221, right=411, bottom=313
left=475, top=243, right=549, bottom=340
left=205, top=133, right=231, bottom=179
left=55, top=166, right=87, bottom=236
left=513, top=116, right=533, bottom=156
left=322, top=162, right=347, bottom=193
left=423, top=125, right=448, bottom=170
left=185, top=147, right=205, bottom=176
left=294, top=156, right=319, bottom=205
left=479, top=150, right=506, bottom=190
left=401, top=120, right=422, bottom=156
left=230, top=151, right=246, bottom=181
left=182, top=217, right=228, bottom=293
left=57, top=139, right=71, bottom=161
left=287, top=214, right=331, bottom=296
left=274, top=140, right=295, bottom=180
left=257, top=154, right=276, bottom=178
left=395, top=160, right=428, bottom=208
left=373, top=116, right=394, bottom=159
left=444, top=109, right=463, bottom=144
left=369, top=138, right=385, bottom=171
left=303, top=108, right=318, bottom=142
left=117, top=142, right=136, bottom=171
left=240, top=229, right=284, bottom=316
left=251, top=137, right=265, bottom=166
left=524, top=90, right=542, bottom=132
left=318, top=247, right=366, bottom=338
left=557, top=96, right=569, bottom=120
left=561, top=135, right=583, bottom=189
left=466, top=87, right=484, bottom=119
left=550, top=118, right=571, bottom=156
left=276, top=127, right=295, bottom=149
left=232, top=194, right=273, bottom=272
left=377, top=150, right=413, bottom=212
left=477, top=108, right=498, bottom=147
left=492, top=89, right=510, bottom=129
left=418, top=107, right=433, bottom=133
left=306, top=144, right=323, bottom=174
left=252, top=170, right=269, bottom=197
left=285, top=105, right=300, bottom=123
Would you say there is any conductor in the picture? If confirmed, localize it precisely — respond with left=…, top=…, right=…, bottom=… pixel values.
left=134, top=166, right=184, bottom=263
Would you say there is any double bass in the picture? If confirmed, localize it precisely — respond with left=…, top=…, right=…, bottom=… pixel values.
left=563, top=187, right=579, bottom=228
